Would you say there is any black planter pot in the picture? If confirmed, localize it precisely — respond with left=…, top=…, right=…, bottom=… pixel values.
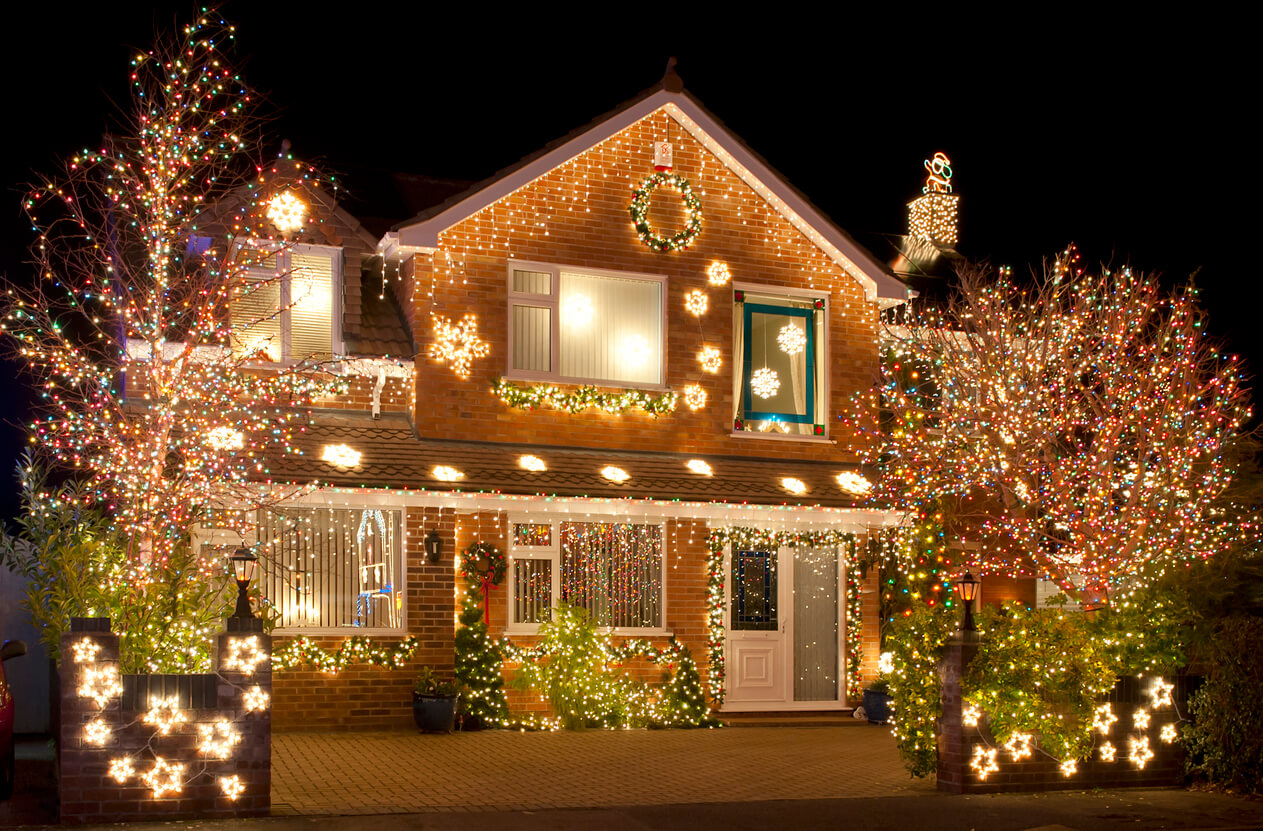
left=862, top=689, right=892, bottom=724
left=412, top=692, right=458, bottom=732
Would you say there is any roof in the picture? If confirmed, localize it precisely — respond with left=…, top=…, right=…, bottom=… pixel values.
left=274, top=413, right=876, bottom=509
left=343, top=271, right=414, bottom=358
left=390, top=78, right=912, bottom=305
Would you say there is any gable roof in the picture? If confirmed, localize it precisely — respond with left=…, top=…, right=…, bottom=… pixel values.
left=390, top=80, right=911, bottom=305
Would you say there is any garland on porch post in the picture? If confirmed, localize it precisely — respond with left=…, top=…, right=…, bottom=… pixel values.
left=705, top=528, right=862, bottom=705
left=454, top=581, right=509, bottom=729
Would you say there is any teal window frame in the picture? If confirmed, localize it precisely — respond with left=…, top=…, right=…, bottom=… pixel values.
left=740, top=301, right=817, bottom=425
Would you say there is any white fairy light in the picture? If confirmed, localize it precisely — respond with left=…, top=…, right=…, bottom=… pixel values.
left=322, top=443, right=361, bottom=468
left=1059, top=759, right=1078, bottom=777
left=432, top=465, right=464, bottom=482
left=601, top=466, right=630, bottom=483
left=519, top=455, right=547, bottom=472
left=429, top=314, right=490, bottom=379
left=686, top=459, right=712, bottom=476
left=777, top=322, right=805, bottom=355
left=206, top=426, right=245, bottom=451
left=751, top=367, right=780, bottom=399
left=265, top=190, right=307, bottom=233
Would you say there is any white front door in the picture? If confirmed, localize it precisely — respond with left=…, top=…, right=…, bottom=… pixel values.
left=724, top=546, right=845, bottom=710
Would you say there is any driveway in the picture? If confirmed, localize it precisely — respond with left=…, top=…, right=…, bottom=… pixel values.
left=271, top=725, right=932, bottom=814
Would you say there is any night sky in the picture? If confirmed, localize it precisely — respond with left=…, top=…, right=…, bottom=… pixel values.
left=0, top=5, right=1251, bottom=520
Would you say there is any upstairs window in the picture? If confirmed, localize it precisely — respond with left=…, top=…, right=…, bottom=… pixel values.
left=508, top=262, right=665, bottom=386
left=733, top=288, right=827, bottom=436
left=230, top=242, right=342, bottom=363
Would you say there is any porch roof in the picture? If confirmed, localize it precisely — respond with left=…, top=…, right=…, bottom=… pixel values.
left=274, top=413, right=878, bottom=510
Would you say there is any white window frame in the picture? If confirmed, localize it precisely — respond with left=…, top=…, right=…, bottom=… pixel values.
left=230, top=239, right=344, bottom=364
left=506, top=259, right=668, bottom=389
left=730, top=280, right=831, bottom=442
left=505, top=515, right=669, bottom=636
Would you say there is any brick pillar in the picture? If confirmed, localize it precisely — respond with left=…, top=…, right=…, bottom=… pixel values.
left=59, top=617, right=120, bottom=824
left=215, top=619, right=271, bottom=818
left=936, top=631, right=978, bottom=793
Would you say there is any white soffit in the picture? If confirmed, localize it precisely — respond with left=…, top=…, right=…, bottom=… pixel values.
left=394, top=91, right=906, bottom=303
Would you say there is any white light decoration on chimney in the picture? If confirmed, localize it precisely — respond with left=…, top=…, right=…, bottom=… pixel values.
left=777, top=323, right=805, bottom=355
left=565, top=293, right=594, bottom=326
left=781, top=477, right=807, bottom=495
left=429, top=313, right=490, bottom=379
left=322, top=444, right=361, bottom=469
left=686, top=459, right=712, bottom=476
left=683, top=384, right=707, bottom=411
left=266, top=190, right=307, bottom=234
left=685, top=289, right=708, bottom=316
left=836, top=472, right=873, bottom=496
left=751, top=367, right=780, bottom=399
left=706, top=261, right=731, bottom=286
left=698, top=346, right=722, bottom=374
left=623, top=334, right=650, bottom=366
left=432, top=465, right=464, bottom=482
left=242, top=685, right=270, bottom=712
left=141, top=757, right=185, bottom=798
left=519, top=455, right=547, bottom=472
left=206, top=426, right=245, bottom=451
left=601, top=466, right=630, bottom=483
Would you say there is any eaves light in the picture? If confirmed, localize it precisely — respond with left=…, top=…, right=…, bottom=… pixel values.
left=322, top=444, right=361, bottom=468
left=519, top=455, right=547, bottom=472
left=781, top=477, right=807, bottom=495
left=686, top=459, right=712, bottom=476
left=432, top=465, right=464, bottom=482
left=601, top=466, right=630, bottom=483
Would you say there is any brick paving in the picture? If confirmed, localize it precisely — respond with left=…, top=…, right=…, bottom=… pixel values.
left=271, top=726, right=935, bottom=815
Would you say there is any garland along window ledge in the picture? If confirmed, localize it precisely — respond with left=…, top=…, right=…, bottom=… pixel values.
left=507, top=518, right=666, bottom=634
left=733, top=288, right=827, bottom=437
left=507, top=261, right=666, bottom=388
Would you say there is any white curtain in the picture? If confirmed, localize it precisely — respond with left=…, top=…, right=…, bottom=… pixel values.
left=793, top=546, right=838, bottom=701
left=559, top=272, right=661, bottom=385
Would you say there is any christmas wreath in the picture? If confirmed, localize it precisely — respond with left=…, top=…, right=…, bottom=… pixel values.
left=459, top=541, right=507, bottom=587
left=629, top=172, right=702, bottom=252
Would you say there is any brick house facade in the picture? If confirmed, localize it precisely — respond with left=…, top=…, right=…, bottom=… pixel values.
left=194, top=73, right=919, bottom=729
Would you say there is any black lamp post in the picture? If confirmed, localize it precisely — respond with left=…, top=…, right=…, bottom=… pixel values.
left=228, top=547, right=258, bottom=620
left=424, top=530, right=444, bottom=564
left=954, top=570, right=980, bottom=632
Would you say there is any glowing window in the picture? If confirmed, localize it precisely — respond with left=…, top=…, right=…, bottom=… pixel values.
left=229, top=241, right=342, bottom=363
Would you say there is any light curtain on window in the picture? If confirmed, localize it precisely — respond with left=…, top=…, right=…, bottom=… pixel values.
left=257, top=507, right=401, bottom=630
left=558, top=272, right=661, bottom=385
left=793, top=546, right=839, bottom=701
left=512, top=559, right=552, bottom=624
left=560, top=522, right=662, bottom=628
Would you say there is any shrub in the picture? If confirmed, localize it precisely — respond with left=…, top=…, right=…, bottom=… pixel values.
left=1183, top=616, right=1263, bottom=791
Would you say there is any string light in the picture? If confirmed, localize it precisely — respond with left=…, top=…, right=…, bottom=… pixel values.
left=141, top=757, right=185, bottom=797
left=1004, top=732, right=1033, bottom=762
left=1133, top=709, right=1151, bottom=729
left=78, top=665, right=123, bottom=708
left=72, top=639, right=101, bottom=664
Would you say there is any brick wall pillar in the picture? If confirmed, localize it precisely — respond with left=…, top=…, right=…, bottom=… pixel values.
left=935, top=631, right=978, bottom=794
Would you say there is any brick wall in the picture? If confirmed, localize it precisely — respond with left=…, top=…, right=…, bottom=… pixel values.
left=937, top=636, right=1186, bottom=793
left=408, top=107, right=880, bottom=463
left=271, top=507, right=455, bottom=731
left=59, top=618, right=270, bottom=824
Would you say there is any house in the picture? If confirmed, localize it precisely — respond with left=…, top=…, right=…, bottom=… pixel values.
left=195, top=69, right=922, bottom=729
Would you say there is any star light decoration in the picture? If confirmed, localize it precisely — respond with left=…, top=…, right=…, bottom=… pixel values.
left=751, top=367, right=780, bottom=399
left=1099, top=742, right=1117, bottom=762
left=224, top=636, right=267, bottom=675
left=1003, top=732, right=1033, bottom=762
left=141, top=757, right=185, bottom=797
left=1059, top=759, right=1078, bottom=777
left=1133, top=708, right=1151, bottom=729
left=1148, top=678, right=1174, bottom=709
left=685, top=290, right=708, bottom=316
left=78, top=665, right=123, bottom=708
left=220, top=775, right=247, bottom=800
left=1092, top=703, right=1117, bottom=735
left=72, top=638, right=102, bottom=664
left=84, top=718, right=112, bottom=745
left=962, top=704, right=981, bottom=727
left=197, top=720, right=242, bottom=759
left=429, top=314, right=490, bottom=379
left=1160, top=724, right=1178, bottom=744
left=970, top=746, right=999, bottom=780
left=698, top=346, right=723, bottom=374
left=143, top=695, right=188, bottom=736
left=1129, top=736, right=1154, bottom=769
left=777, top=323, right=805, bottom=355
left=242, top=685, right=271, bottom=712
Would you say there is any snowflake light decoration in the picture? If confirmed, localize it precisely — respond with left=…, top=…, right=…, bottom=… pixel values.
left=1092, top=703, right=1117, bottom=735
left=143, top=695, right=188, bottom=736
left=141, top=757, right=185, bottom=797
left=84, top=718, right=111, bottom=745
left=777, top=323, right=805, bottom=355
left=698, top=346, right=722, bottom=374
left=707, top=261, right=731, bottom=286
left=1128, top=736, right=1154, bottom=769
left=685, top=290, right=708, bottom=316
left=266, top=190, right=307, bottom=234
left=225, top=636, right=267, bottom=675
left=429, top=314, right=490, bottom=380
left=970, top=746, right=999, bottom=780
left=751, top=367, right=780, bottom=399
left=243, top=685, right=270, bottom=712
left=683, top=384, right=708, bottom=411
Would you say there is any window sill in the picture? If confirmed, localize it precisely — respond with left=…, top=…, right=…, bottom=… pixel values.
left=502, top=373, right=670, bottom=393
left=271, top=627, right=406, bottom=638
left=729, top=431, right=835, bottom=444
left=505, top=626, right=674, bottom=639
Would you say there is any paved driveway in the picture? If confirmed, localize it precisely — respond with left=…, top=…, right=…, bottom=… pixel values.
left=272, top=726, right=933, bottom=814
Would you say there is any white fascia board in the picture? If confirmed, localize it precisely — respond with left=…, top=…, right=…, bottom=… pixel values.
left=268, top=484, right=905, bottom=533
left=393, top=91, right=910, bottom=304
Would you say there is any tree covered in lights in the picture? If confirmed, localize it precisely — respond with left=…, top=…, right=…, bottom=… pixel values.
left=865, top=248, right=1251, bottom=600
left=1, top=12, right=345, bottom=566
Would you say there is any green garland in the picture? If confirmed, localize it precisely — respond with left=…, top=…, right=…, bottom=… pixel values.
left=459, top=541, right=507, bottom=586
left=492, top=378, right=678, bottom=416
left=273, top=635, right=419, bottom=673
left=629, top=171, right=702, bottom=251
left=706, top=527, right=861, bottom=704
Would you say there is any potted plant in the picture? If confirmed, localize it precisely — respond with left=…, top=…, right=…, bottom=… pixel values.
left=862, top=676, right=893, bottom=725
left=412, top=666, right=459, bottom=732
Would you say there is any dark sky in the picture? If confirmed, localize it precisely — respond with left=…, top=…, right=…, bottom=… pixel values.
left=0, top=5, right=1252, bottom=518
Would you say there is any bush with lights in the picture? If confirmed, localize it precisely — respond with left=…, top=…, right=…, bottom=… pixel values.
left=454, top=581, right=509, bottom=729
